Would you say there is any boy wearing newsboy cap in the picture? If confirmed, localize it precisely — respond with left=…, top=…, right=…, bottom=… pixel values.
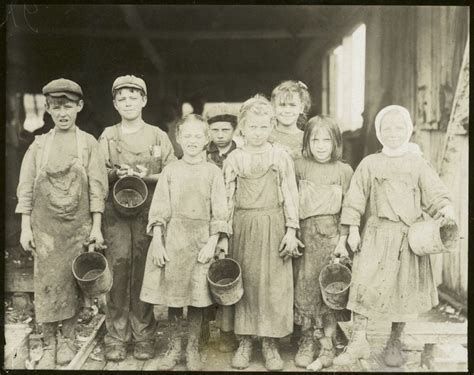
left=17, top=78, right=108, bottom=369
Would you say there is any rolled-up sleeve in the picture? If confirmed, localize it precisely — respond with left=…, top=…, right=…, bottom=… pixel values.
left=87, top=136, right=108, bottom=213
left=419, top=159, right=452, bottom=217
left=210, top=168, right=229, bottom=236
left=16, top=140, right=39, bottom=215
left=278, top=151, right=299, bottom=229
left=147, top=166, right=172, bottom=235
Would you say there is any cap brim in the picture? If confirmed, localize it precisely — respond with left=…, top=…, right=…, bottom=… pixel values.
left=47, top=92, right=82, bottom=101
left=113, top=84, right=146, bottom=94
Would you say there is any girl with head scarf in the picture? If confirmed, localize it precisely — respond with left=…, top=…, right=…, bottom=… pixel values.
left=334, top=105, right=456, bottom=368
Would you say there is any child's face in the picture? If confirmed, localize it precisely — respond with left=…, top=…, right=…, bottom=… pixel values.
left=209, top=121, right=235, bottom=148
left=113, top=88, right=147, bottom=121
left=241, top=113, right=273, bottom=148
left=46, top=99, right=83, bottom=131
left=177, top=120, right=208, bottom=157
left=310, top=127, right=333, bottom=163
left=274, top=93, right=304, bottom=127
left=380, top=112, right=408, bottom=149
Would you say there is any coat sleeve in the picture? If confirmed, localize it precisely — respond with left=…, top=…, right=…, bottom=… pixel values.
left=15, top=139, right=40, bottom=215
left=339, top=162, right=355, bottom=235
left=147, top=165, right=172, bottom=235
left=209, top=167, right=230, bottom=236
left=340, top=157, right=371, bottom=226
left=419, top=159, right=452, bottom=217
left=278, top=150, right=299, bottom=229
left=86, top=136, right=109, bottom=213
left=222, top=156, right=238, bottom=236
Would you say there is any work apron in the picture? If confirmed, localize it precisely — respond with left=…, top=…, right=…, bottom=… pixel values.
left=103, top=124, right=157, bottom=344
left=31, top=129, right=91, bottom=323
left=231, top=166, right=293, bottom=338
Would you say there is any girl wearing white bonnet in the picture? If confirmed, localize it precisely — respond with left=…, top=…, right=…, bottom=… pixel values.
left=333, top=105, right=456, bottom=368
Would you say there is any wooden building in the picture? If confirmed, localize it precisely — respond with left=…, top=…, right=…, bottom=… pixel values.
left=5, top=5, right=469, bottom=306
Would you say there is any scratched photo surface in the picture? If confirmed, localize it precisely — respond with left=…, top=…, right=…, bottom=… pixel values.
left=4, top=4, right=469, bottom=372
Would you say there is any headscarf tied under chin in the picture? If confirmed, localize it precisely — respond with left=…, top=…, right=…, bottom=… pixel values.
left=374, top=105, right=423, bottom=157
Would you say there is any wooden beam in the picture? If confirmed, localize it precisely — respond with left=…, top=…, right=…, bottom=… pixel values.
left=119, top=5, right=165, bottom=73
left=18, top=27, right=329, bottom=41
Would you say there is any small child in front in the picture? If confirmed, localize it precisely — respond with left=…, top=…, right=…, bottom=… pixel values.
left=334, top=105, right=456, bottom=367
left=292, top=116, right=354, bottom=370
left=140, top=114, right=229, bottom=371
left=223, top=95, right=301, bottom=371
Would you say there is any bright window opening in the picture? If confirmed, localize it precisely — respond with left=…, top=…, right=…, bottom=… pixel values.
left=322, top=23, right=366, bottom=133
left=23, top=94, right=46, bottom=133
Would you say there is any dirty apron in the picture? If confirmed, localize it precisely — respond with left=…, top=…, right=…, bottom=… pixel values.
left=31, top=128, right=91, bottom=323
left=231, top=167, right=293, bottom=338
left=294, top=181, right=350, bottom=329
left=347, top=169, right=439, bottom=322
left=103, top=124, right=159, bottom=344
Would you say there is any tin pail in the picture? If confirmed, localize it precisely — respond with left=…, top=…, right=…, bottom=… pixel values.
left=207, top=258, right=244, bottom=306
left=319, top=258, right=351, bottom=310
left=408, top=217, right=458, bottom=256
left=113, top=175, right=148, bottom=217
left=72, top=251, right=113, bottom=297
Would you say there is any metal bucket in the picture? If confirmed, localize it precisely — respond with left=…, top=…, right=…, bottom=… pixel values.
left=72, top=251, right=113, bottom=297
left=408, top=217, right=458, bottom=256
left=319, top=258, right=351, bottom=310
left=207, top=258, right=244, bottom=306
left=113, top=175, right=148, bottom=217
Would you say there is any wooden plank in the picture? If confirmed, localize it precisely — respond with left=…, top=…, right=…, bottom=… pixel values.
left=104, top=354, right=146, bottom=371
left=64, top=314, right=105, bottom=370
left=5, top=268, right=34, bottom=293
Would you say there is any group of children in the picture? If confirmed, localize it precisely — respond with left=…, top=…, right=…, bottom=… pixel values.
left=17, top=77, right=456, bottom=371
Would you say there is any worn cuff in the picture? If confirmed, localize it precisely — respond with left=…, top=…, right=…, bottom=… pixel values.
left=15, top=204, right=32, bottom=215
left=285, top=219, right=300, bottom=230
left=90, top=200, right=105, bottom=214
left=340, top=208, right=361, bottom=226
left=147, top=220, right=166, bottom=236
left=339, top=224, right=349, bottom=236
left=210, top=220, right=229, bottom=237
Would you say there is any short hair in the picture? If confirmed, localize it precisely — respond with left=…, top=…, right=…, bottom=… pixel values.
left=112, top=87, right=146, bottom=100
left=302, top=115, right=343, bottom=161
left=175, top=113, right=210, bottom=140
left=238, top=94, right=275, bottom=130
left=271, top=80, right=312, bottom=128
left=45, top=95, right=81, bottom=107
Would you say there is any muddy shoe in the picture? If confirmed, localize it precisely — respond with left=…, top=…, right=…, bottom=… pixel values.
left=295, top=334, right=315, bottom=368
left=133, top=340, right=155, bottom=360
left=218, top=330, right=238, bottom=353
left=262, top=337, right=284, bottom=371
left=105, top=342, right=127, bottom=362
left=307, top=337, right=335, bottom=371
left=231, top=336, right=253, bottom=369
left=56, top=336, right=76, bottom=365
left=156, top=337, right=182, bottom=370
left=383, top=337, right=404, bottom=367
left=333, top=332, right=370, bottom=366
left=186, top=337, right=203, bottom=371
left=37, top=346, right=56, bottom=370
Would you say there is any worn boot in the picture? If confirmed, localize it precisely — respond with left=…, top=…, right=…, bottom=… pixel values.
left=295, top=329, right=315, bottom=368
left=218, top=330, right=238, bottom=353
left=186, top=337, right=203, bottom=371
left=231, top=335, right=253, bottom=369
left=383, top=322, right=406, bottom=367
left=155, top=336, right=183, bottom=370
left=133, top=339, right=155, bottom=360
left=307, top=336, right=335, bottom=371
left=56, top=334, right=76, bottom=366
left=333, top=330, right=371, bottom=366
left=37, top=324, right=57, bottom=370
left=262, top=337, right=284, bottom=371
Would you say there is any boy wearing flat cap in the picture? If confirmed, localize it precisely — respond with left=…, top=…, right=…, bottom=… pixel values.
left=99, top=75, right=176, bottom=361
left=16, top=78, right=108, bottom=369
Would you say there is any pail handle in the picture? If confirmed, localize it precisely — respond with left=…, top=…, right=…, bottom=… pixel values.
left=333, top=257, right=340, bottom=264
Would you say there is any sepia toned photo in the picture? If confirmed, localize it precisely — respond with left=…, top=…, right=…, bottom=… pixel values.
left=4, top=3, right=469, bottom=372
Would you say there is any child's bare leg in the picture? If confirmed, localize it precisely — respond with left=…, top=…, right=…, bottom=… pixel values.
left=186, top=306, right=204, bottom=371
left=333, top=312, right=370, bottom=366
left=307, top=314, right=336, bottom=370
left=383, top=322, right=406, bottom=367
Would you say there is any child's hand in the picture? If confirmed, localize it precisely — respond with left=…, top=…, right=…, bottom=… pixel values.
left=89, top=227, right=106, bottom=250
left=136, top=164, right=148, bottom=179
left=151, top=237, right=169, bottom=267
left=20, top=227, right=37, bottom=256
left=279, top=229, right=304, bottom=260
left=435, top=205, right=456, bottom=224
left=116, top=164, right=132, bottom=178
left=347, top=227, right=361, bottom=252
left=333, top=243, right=349, bottom=258
left=215, top=237, right=228, bottom=259
left=198, top=241, right=216, bottom=264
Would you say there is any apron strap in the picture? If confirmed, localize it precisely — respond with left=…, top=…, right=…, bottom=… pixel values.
left=75, top=127, right=85, bottom=167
